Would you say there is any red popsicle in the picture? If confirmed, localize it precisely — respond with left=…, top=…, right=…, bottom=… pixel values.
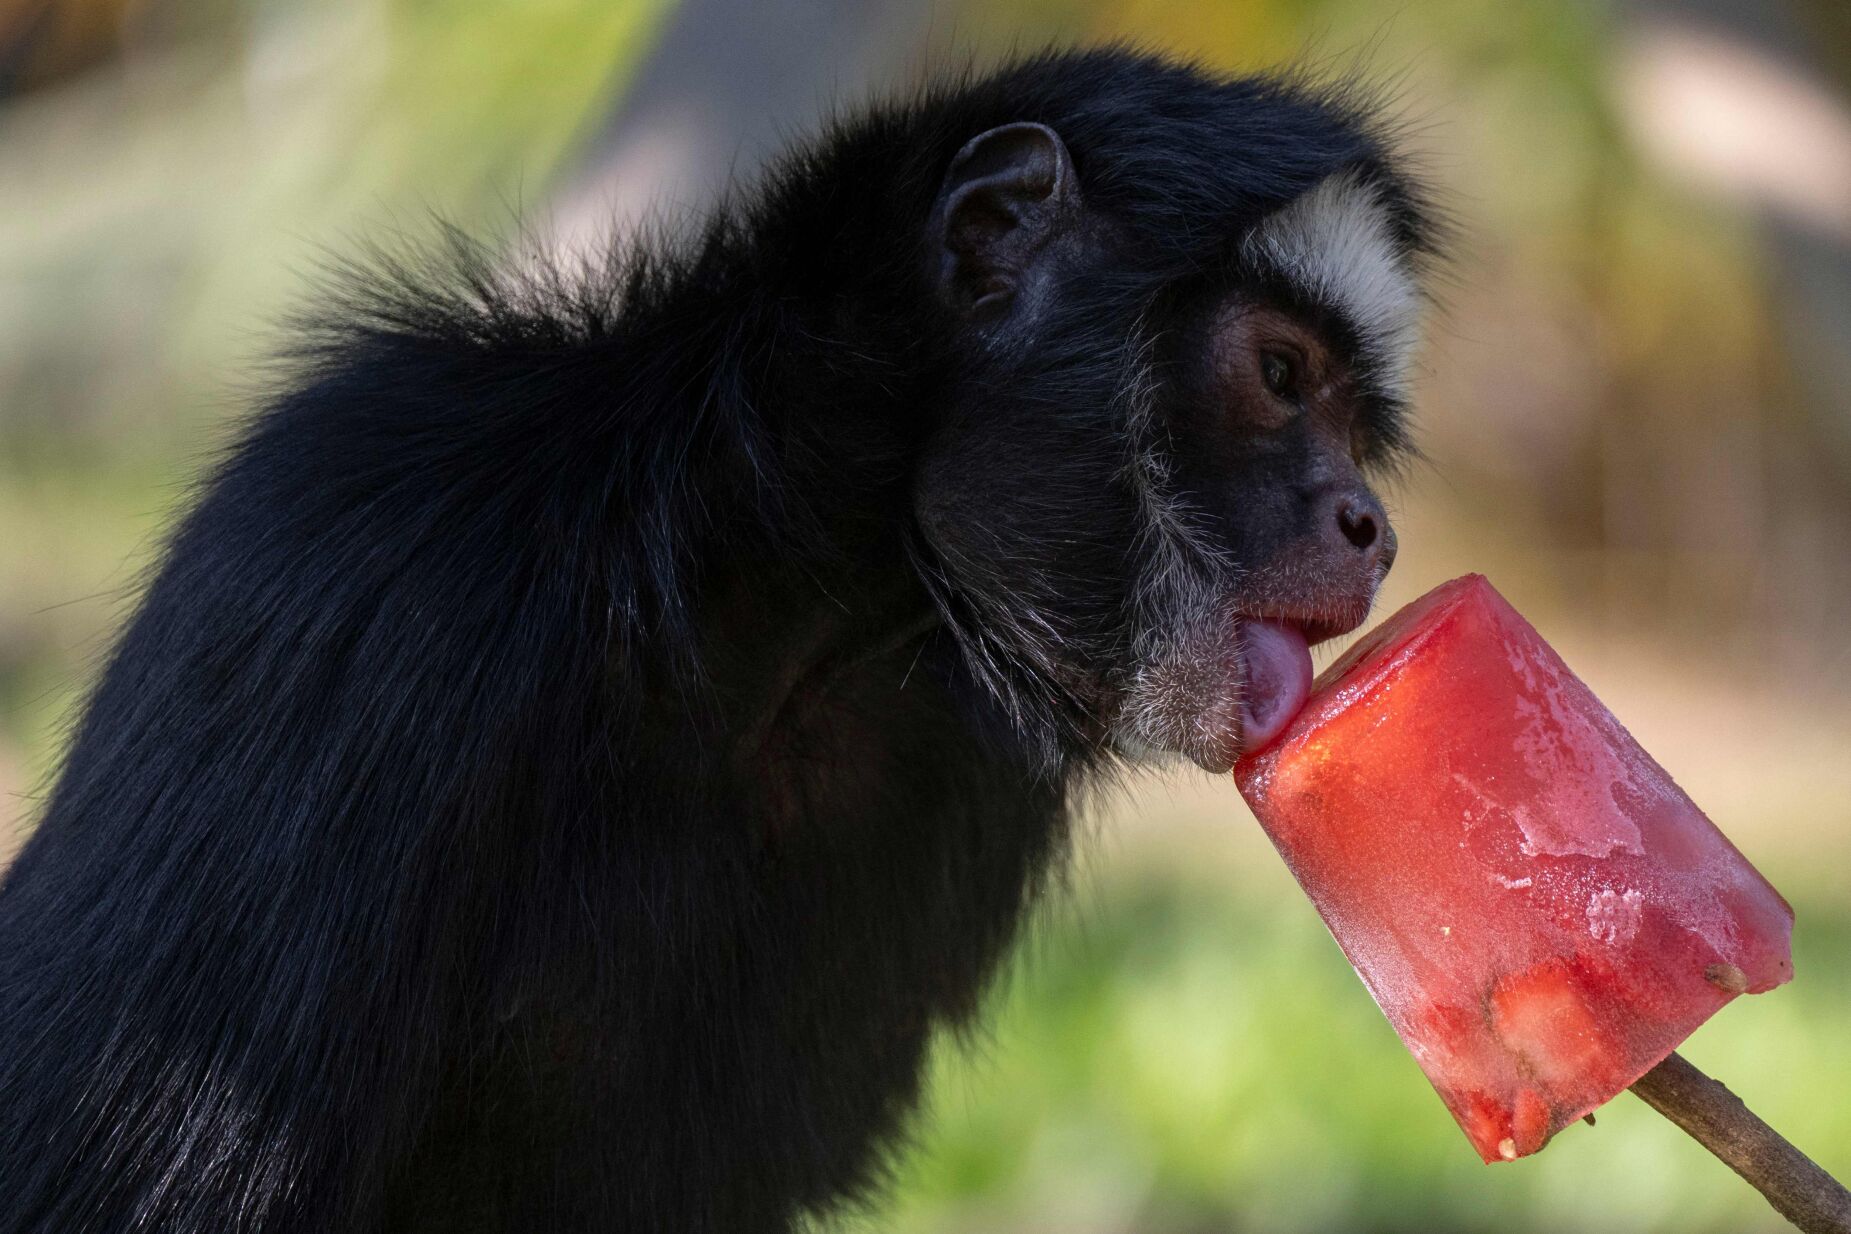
left=1233, top=575, right=1795, bottom=1163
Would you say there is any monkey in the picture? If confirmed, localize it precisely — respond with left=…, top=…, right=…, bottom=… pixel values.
left=0, top=47, right=1434, bottom=1233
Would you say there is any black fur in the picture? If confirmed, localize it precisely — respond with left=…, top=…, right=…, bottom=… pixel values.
left=0, top=49, right=1432, bottom=1232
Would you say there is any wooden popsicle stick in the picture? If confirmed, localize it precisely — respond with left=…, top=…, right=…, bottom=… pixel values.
left=1629, top=1052, right=1851, bottom=1234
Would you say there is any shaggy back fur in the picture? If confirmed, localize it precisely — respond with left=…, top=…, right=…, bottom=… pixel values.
left=0, top=48, right=1432, bottom=1233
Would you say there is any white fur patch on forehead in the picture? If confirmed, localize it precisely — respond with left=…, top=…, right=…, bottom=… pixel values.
left=1241, top=171, right=1423, bottom=399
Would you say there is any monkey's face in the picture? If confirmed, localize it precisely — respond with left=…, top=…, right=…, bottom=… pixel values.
left=1120, top=283, right=1407, bottom=772
left=914, top=121, right=1425, bottom=773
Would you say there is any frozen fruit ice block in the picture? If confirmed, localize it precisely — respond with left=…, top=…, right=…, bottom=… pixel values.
left=1233, top=575, right=1794, bottom=1163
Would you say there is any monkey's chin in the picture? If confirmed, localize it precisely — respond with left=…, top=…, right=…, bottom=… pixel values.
left=1176, top=618, right=1313, bottom=774
left=1113, top=616, right=1315, bottom=774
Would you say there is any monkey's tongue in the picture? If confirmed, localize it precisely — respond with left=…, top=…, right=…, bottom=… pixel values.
left=1237, top=619, right=1313, bottom=754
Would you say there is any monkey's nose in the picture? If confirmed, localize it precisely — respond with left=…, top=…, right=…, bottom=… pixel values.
left=1334, top=493, right=1396, bottom=573
left=1337, top=498, right=1379, bottom=550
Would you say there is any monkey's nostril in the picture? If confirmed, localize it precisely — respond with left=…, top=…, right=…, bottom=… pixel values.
left=1337, top=500, right=1380, bottom=551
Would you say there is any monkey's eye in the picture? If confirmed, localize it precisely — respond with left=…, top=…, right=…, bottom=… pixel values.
left=1260, top=349, right=1299, bottom=400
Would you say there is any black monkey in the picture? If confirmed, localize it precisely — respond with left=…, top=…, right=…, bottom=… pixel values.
left=0, top=49, right=1434, bottom=1233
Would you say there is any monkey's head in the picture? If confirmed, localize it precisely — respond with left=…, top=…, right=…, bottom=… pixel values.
left=910, top=56, right=1434, bottom=774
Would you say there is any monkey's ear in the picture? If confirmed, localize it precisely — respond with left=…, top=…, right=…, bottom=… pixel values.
left=931, top=122, right=1081, bottom=325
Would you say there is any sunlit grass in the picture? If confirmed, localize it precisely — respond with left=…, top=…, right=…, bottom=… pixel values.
left=844, top=792, right=1850, bottom=1234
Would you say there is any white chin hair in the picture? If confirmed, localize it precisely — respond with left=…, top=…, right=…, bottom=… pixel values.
left=1111, top=634, right=1245, bottom=773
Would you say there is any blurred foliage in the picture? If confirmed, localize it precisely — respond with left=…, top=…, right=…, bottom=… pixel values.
left=0, top=0, right=672, bottom=802
left=837, top=846, right=1850, bottom=1233
left=2, top=0, right=1848, bottom=1231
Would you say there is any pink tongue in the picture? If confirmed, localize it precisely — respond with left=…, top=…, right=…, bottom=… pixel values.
left=1238, top=619, right=1313, bottom=754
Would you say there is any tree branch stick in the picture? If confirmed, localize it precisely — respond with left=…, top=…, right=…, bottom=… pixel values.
left=1630, top=1052, right=1851, bottom=1234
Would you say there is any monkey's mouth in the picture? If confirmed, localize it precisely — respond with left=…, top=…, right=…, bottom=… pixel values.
left=1112, top=609, right=1350, bottom=774
left=1230, top=617, right=1314, bottom=757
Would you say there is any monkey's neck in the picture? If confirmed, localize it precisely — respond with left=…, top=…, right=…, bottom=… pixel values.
left=726, top=567, right=941, bottom=768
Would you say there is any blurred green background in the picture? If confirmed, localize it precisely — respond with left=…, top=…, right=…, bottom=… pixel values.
left=2, top=0, right=1847, bottom=1230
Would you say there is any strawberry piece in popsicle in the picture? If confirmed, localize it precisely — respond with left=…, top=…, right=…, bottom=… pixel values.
left=1233, top=575, right=1794, bottom=1163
